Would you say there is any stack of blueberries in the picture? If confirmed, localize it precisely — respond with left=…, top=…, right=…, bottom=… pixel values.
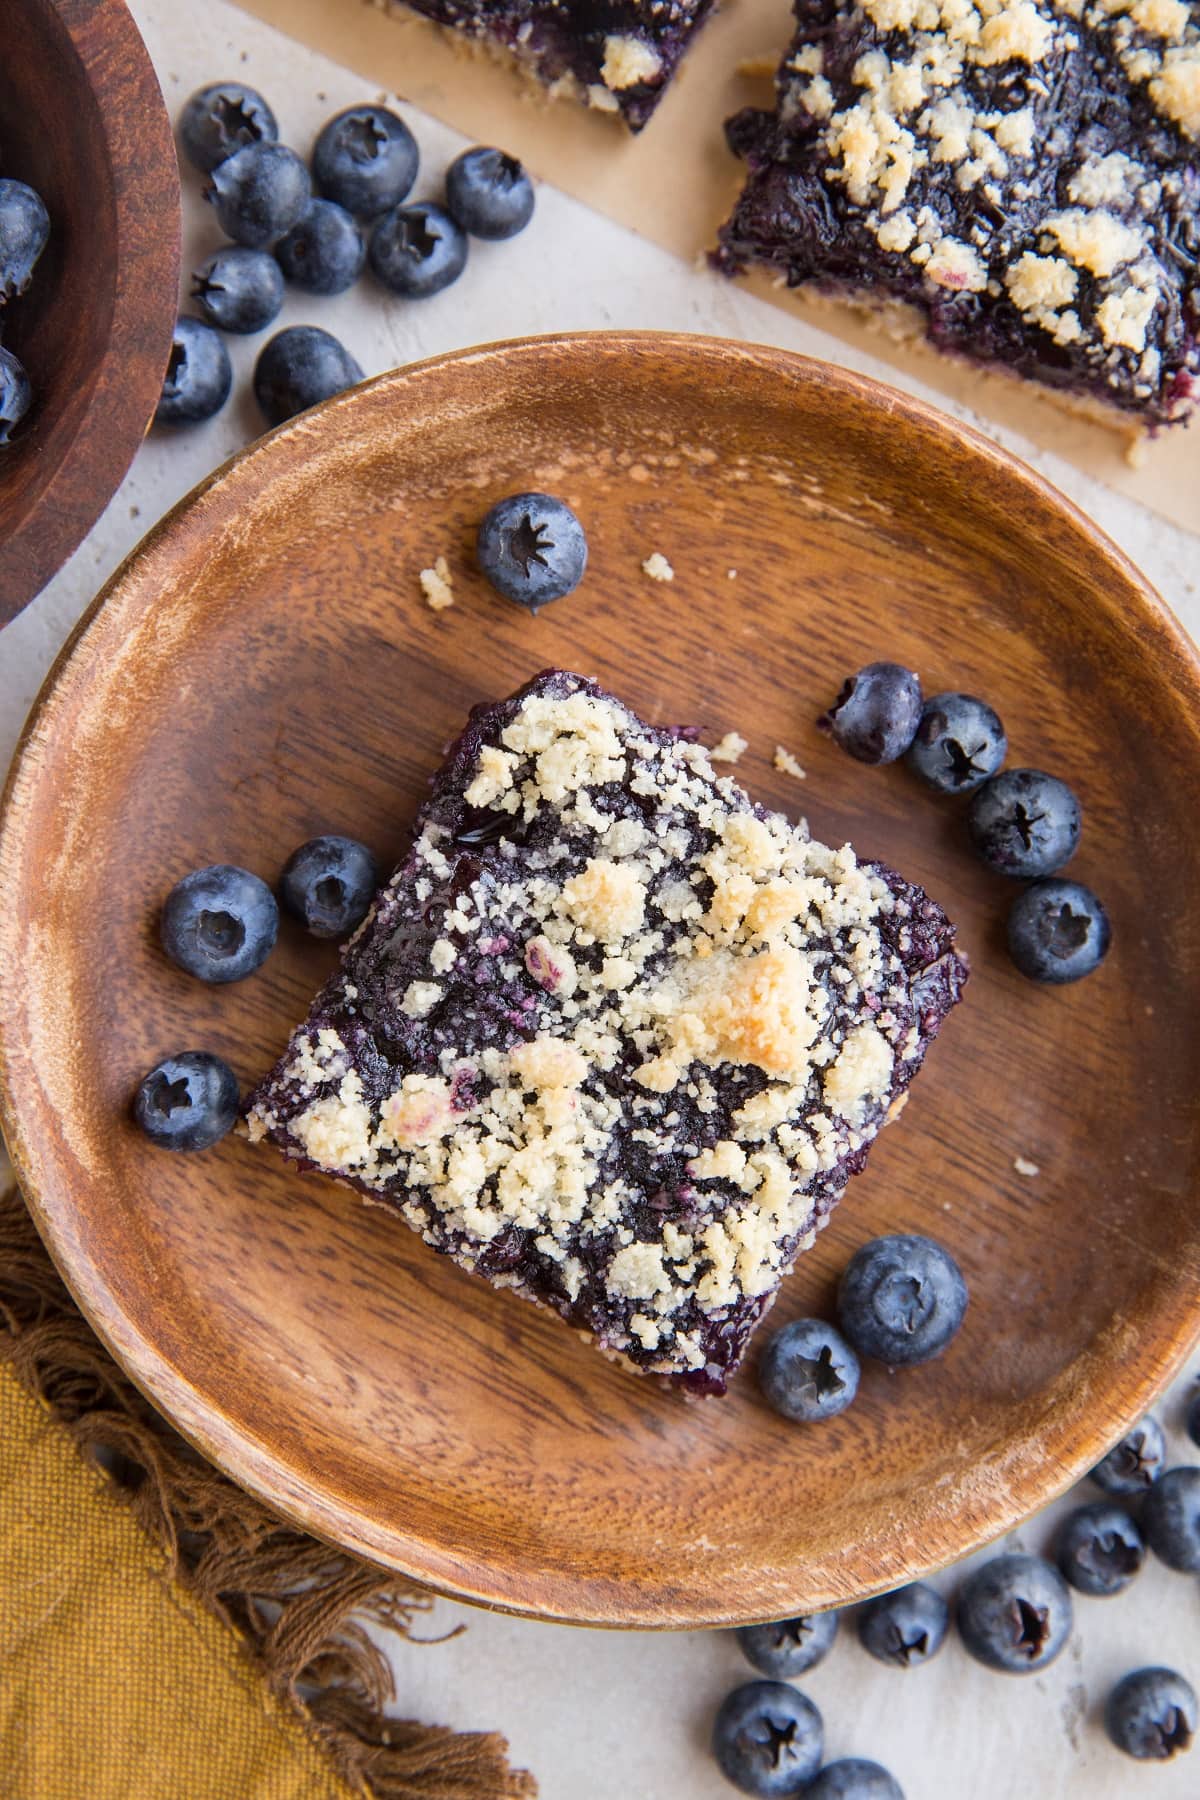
left=159, top=81, right=535, bottom=430
left=0, top=174, right=50, bottom=444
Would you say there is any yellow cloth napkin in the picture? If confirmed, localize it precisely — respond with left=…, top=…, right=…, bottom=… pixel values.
left=0, top=1359, right=350, bottom=1800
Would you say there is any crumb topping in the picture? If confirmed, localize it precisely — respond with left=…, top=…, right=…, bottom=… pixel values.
left=710, top=730, right=749, bottom=763
left=642, top=551, right=676, bottom=581
left=246, top=676, right=964, bottom=1385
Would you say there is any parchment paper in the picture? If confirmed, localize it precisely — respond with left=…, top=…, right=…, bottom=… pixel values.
left=234, top=0, right=1199, bottom=532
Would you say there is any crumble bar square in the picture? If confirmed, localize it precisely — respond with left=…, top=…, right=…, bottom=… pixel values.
left=246, top=671, right=967, bottom=1394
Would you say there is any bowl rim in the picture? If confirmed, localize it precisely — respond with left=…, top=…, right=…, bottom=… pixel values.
left=0, top=0, right=181, bottom=627
left=3, top=330, right=1200, bottom=1627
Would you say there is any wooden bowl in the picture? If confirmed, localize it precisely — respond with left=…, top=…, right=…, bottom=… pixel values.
left=0, top=0, right=180, bottom=626
left=2, top=334, right=1199, bottom=1628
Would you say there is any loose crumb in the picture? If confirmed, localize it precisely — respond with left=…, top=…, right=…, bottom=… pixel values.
left=727, top=568, right=738, bottom=579
left=419, top=556, right=455, bottom=612
left=1014, top=1156, right=1040, bottom=1178
left=642, top=552, right=674, bottom=582
left=709, top=731, right=748, bottom=764
left=773, top=746, right=807, bottom=780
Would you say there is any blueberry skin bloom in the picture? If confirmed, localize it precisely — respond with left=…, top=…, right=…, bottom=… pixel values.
left=1089, top=1415, right=1165, bottom=1496
left=807, top=1761, right=906, bottom=1800
left=736, top=1611, right=839, bottom=1679
left=1106, top=1668, right=1197, bottom=1760
left=759, top=1318, right=860, bottom=1423
left=711, top=1682, right=824, bottom=1796
left=0, top=347, right=33, bottom=446
left=133, top=1052, right=240, bottom=1152
left=191, top=246, right=284, bottom=334
left=253, top=326, right=364, bottom=427
left=957, top=1553, right=1072, bottom=1673
left=857, top=1582, right=948, bottom=1668
left=445, top=147, right=535, bottom=239
left=0, top=178, right=50, bottom=299
left=1142, top=1467, right=1200, bottom=1572
left=205, top=141, right=311, bottom=248
left=905, top=691, right=1006, bottom=794
left=369, top=202, right=467, bottom=299
left=275, top=199, right=366, bottom=294
left=967, top=768, right=1081, bottom=878
left=280, top=836, right=379, bottom=939
left=155, top=318, right=233, bottom=426
left=313, top=105, right=418, bottom=217
left=179, top=82, right=278, bottom=172
left=837, top=1234, right=968, bottom=1366
left=161, top=864, right=279, bottom=983
left=476, top=492, right=587, bottom=609
left=1007, top=879, right=1110, bottom=984
left=1056, top=1502, right=1145, bottom=1596
left=818, top=662, right=922, bottom=765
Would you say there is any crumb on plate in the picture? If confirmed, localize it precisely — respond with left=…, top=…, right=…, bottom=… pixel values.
left=419, top=556, right=455, bottom=612
left=1013, top=1156, right=1040, bottom=1178
left=773, top=745, right=806, bottom=780
left=709, top=730, right=748, bottom=764
left=642, top=552, right=674, bottom=582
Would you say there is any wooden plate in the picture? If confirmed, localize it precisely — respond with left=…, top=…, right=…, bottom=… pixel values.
left=0, top=0, right=180, bottom=625
left=3, top=335, right=1199, bottom=1628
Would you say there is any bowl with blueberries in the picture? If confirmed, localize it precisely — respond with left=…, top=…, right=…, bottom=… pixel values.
left=0, top=0, right=180, bottom=626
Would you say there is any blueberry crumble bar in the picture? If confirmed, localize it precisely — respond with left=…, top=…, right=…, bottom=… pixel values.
left=716, top=0, right=1200, bottom=426
left=376, top=0, right=714, bottom=130
left=246, top=672, right=967, bottom=1393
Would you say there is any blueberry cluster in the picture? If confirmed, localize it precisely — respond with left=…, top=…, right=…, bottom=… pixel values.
left=818, top=664, right=1110, bottom=985
left=158, top=81, right=536, bottom=430
left=133, top=834, right=378, bottom=1151
left=713, top=1405, right=1200, bottom=1793
left=757, top=1235, right=968, bottom=1429
left=0, top=175, right=51, bottom=445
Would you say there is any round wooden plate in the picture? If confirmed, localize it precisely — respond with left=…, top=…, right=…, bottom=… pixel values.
left=2, top=335, right=1199, bottom=1628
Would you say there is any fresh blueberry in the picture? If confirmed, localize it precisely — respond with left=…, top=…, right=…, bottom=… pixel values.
left=205, top=141, right=311, bottom=248
left=837, top=1235, right=967, bottom=1366
left=736, top=1611, right=839, bottom=1679
left=1089, top=1416, right=1166, bottom=1496
left=957, top=1553, right=1072, bottom=1674
left=369, top=202, right=467, bottom=298
left=312, top=105, right=418, bottom=217
left=476, top=492, right=587, bottom=610
left=967, top=768, right=1081, bottom=878
left=0, top=178, right=50, bottom=299
left=0, top=346, right=32, bottom=445
left=280, top=835, right=378, bottom=938
left=1106, top=1668, right=1197, bottom=1760
left=818, top=662, right=922, bottom=765
left=160, top=864, right=279, bottom=983
left=1187, top=1386, right=1200, bottom=1450
left=1056, top=1502, right=1145, bottom=1596
left=155, top=318, right=232, bottom=426
left=1007, top=879, right=1110, bottom=985
left=179, top=82, right=278, bottom=173
left=711, top=1681, right=824, bottom=1796
left=253, top=325, right=364, bottom=427
left=857, top=1583, right=948, bottom=1669
left=759, top=1318, right=860, bottom=1423
left=1141, top=1466, right=1200, bottom=1572
left=905, top=692, right=1006, bottom=794
left=807, top=1761, right=905, bottom=1800
left=133, top=1052, right=240, bottom=1152
left=275, top=199, right=366, bottom=294
left=190, top=246, right=284, bottom=333
left=445, top=146, right=535, bottom=239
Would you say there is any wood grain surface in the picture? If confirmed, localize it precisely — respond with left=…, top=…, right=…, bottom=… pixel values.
left=2, top=334, right=1199, bottom=1628
left=0, top=0, right=180, bottom=625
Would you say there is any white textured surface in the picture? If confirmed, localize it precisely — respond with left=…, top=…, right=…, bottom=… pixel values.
left=1, top=4, right=1198, bottom=1796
